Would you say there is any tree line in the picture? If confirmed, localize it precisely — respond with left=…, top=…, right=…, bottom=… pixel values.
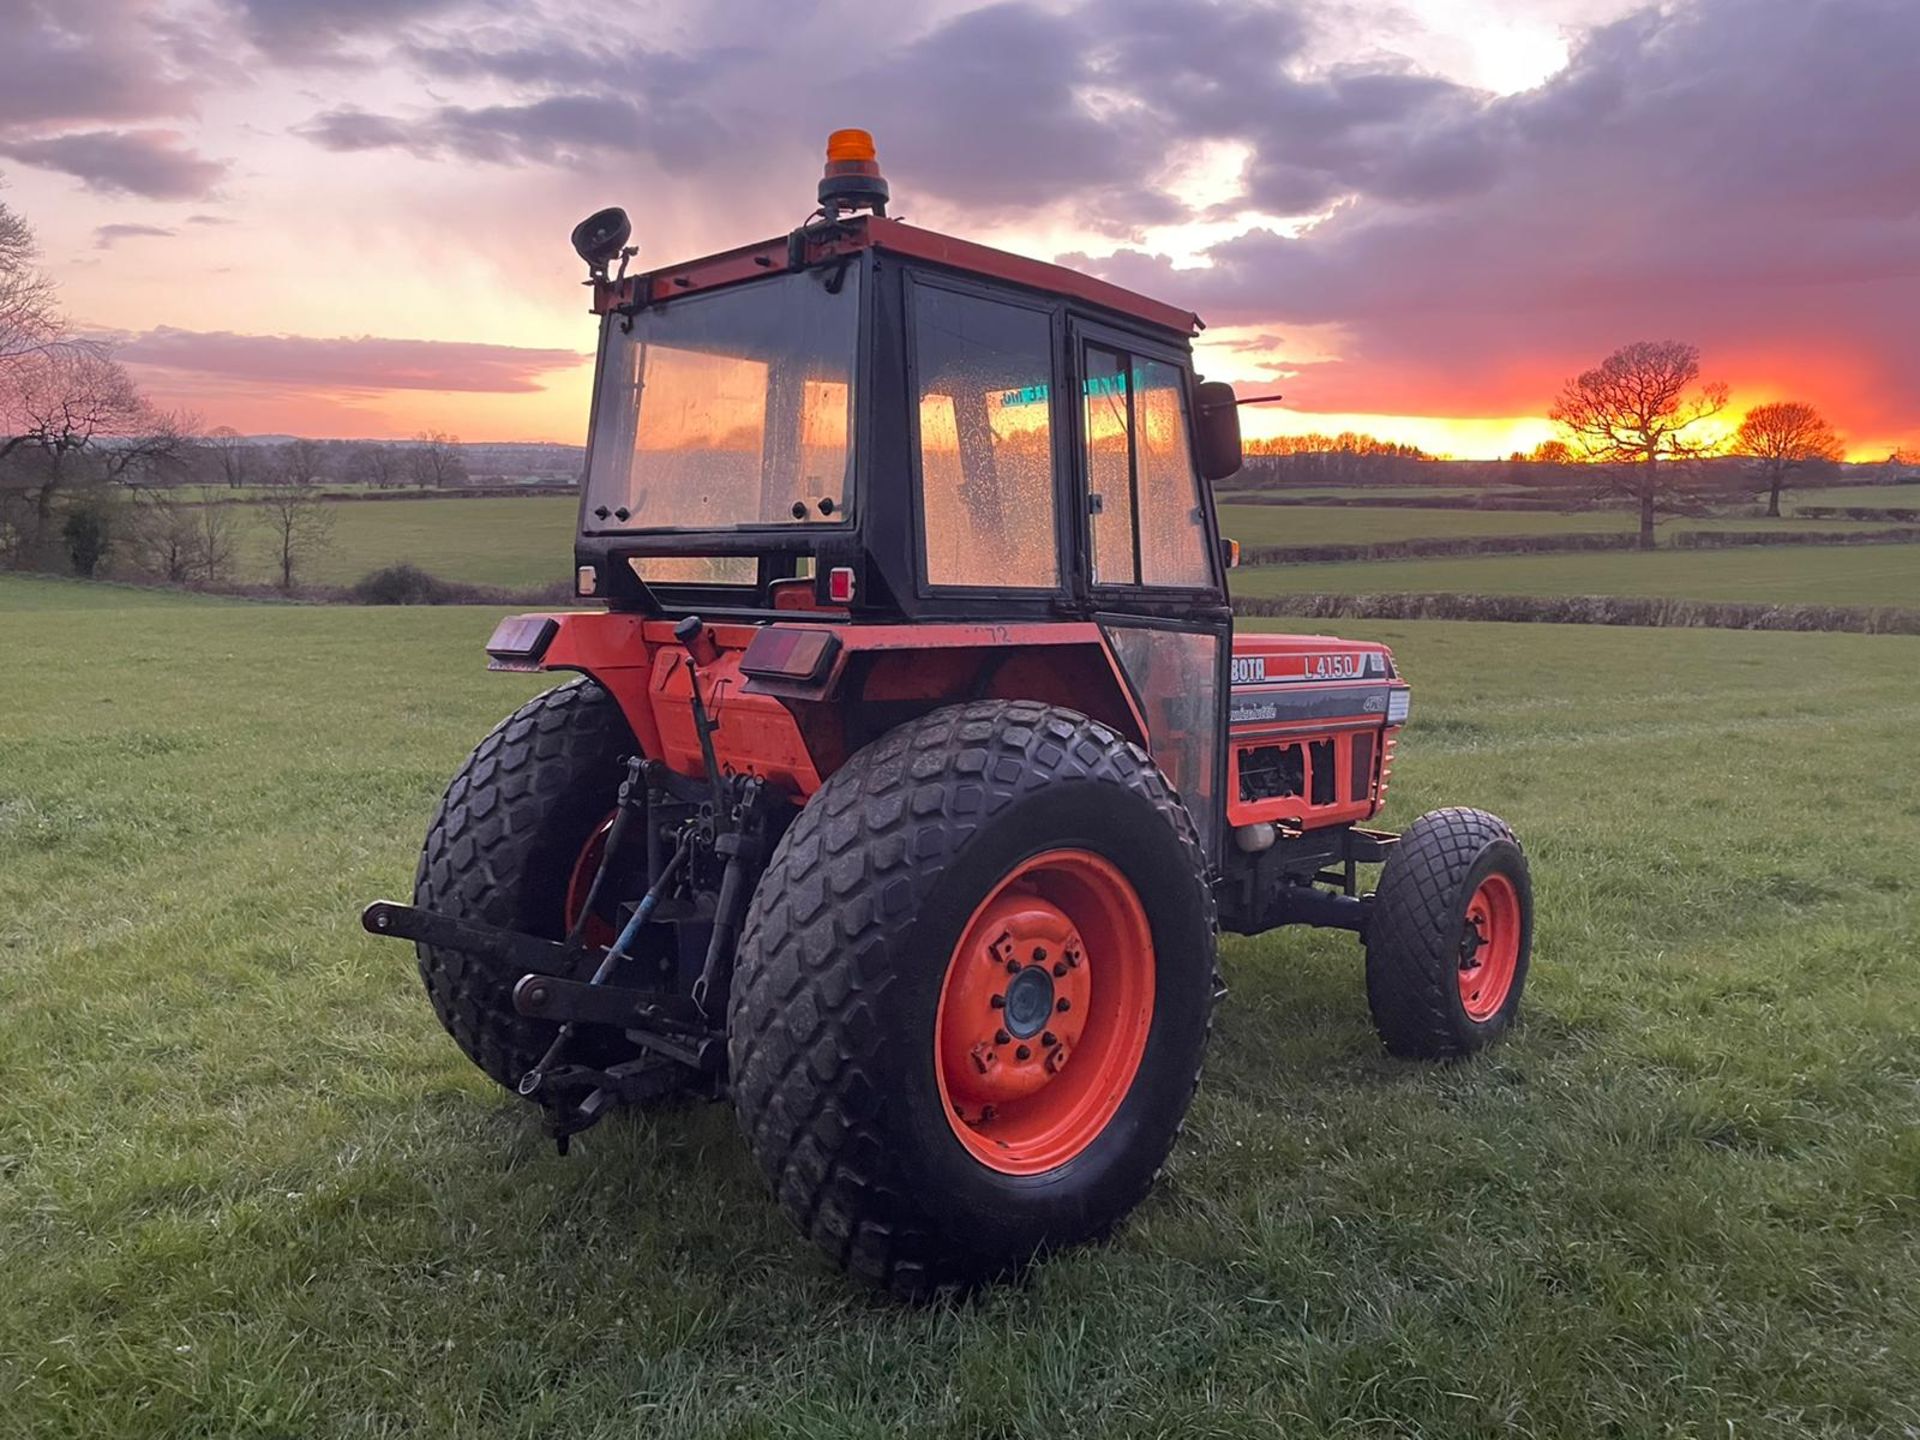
left=1, top=195, right=470, bottom=588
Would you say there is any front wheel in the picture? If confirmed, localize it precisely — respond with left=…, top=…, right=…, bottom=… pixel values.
left=1363, top=807, right=1532, bottom=1059
left=727, top=701, right=1218, bottom=1296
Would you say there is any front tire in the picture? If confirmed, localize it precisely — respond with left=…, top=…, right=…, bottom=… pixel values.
left=728, top=701, right=1217, bottom=1295
left=1364, top=807, right=1532, bottom=1059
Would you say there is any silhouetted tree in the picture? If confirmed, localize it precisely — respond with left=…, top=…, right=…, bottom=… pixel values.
left=205, top=426, right=254, bottom=489
left=1732, top=401, right=1844, bottom=516
left=409, top=429, right=467, bottom=487
left=1551, top=341, right=1727, bottom=549
left=257, top=483, right=334, bottom=591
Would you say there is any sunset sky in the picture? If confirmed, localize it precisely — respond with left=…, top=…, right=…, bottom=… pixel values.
left=3, top=0, right=1915, bottom=458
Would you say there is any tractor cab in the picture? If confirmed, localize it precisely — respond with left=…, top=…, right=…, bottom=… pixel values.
left=571, top=133, right=1244, bottom=631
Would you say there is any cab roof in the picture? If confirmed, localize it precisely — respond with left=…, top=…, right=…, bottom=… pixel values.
left=591, top=214, right=1201, bottom=338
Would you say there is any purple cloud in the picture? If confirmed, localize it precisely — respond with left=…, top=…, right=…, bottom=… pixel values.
left=115, top=327, right=588, bottom=393
left=0, top=129, right=226, bottom=200
left=93, top=223, right=176, bottom=249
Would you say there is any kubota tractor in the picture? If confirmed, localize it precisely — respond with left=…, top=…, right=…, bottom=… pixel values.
left=363, top=131, right=1532, bottom=1294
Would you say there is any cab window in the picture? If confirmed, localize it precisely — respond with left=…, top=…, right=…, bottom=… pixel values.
left=1082, top=347, right=1212, bottom=588
left=912, top=285, right=1060, bottom=590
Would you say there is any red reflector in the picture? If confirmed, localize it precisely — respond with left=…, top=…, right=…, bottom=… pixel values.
left=827, top=566, right=856, bottom=604
left=739, top=627, right=840, bottom=683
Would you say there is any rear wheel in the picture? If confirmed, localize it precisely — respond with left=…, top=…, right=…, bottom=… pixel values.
left=413, top=679, right=687, bottom=1102
left=1363, top=807, right=1532, bottom=1059
left=728, top=701, right=1217, bottom=1296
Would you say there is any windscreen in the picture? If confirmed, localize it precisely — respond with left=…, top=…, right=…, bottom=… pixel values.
left=583, top=268, right=859, bottom=534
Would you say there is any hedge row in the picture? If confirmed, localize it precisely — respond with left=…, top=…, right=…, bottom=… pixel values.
left=1233, top=591, right=1920, bottom=635
left=1792, top=506, right=1920, bottom=522
left=1671, top=526, right=1920, bottom=548
left=1241, top=531, right=1635, bottom=564
left=1226, top=492, right=1594, bottom=512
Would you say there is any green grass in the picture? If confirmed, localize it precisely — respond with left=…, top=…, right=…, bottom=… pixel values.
left=220, top=496, right=580, bottom=591
left=1792, top=482, right=1920, bottom=509
left=3, top=575, right=1918, bottom=1436
left=1216, top=504, right=1888, bottom=547
left=1233, top=543, right=1920, bottom=606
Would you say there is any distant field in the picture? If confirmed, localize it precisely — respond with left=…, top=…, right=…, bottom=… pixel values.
left=1216, top=504, right=1885, bottom=547
left=1793, top=482, right=1920, bottom=509
left=1232, top=543, right=1920, bottom=607
left=4, top=574, right=1917, bottom=1436
left=192, top=493, right=1903, bottom=593
left=223, top=495, right=579, bottom=590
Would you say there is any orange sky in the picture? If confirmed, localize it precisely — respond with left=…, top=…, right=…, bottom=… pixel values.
left=5, top=0, right=1914, bottom=461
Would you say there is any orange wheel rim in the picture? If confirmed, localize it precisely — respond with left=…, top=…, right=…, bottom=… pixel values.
left=1458, top=872, right=1521, bottom=1021
left=933, top=849, right=1155, bottom=1175
left=563, top=813, right=618, bottom=950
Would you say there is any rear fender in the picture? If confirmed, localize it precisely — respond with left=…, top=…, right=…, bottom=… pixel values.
left=486, top=614, right=1146, bottom=797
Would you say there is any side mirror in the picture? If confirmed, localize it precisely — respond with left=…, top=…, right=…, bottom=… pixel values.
left=1220, top=537, right=1241, bottom=570
left=1193, top=380, right=1243, bottom=481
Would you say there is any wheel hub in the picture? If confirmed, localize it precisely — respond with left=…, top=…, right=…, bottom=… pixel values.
left=939, top=891, right=1092, bottom=1112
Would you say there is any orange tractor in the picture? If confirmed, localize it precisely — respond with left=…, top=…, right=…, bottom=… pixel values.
left=364, top=133, right=1532, bottom=1293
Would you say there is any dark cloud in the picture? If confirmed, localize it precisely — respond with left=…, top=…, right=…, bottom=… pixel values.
left=115, top=326, right=588, bottom=393
left=226, top=0, right=469, bottom=63
left=94, top=223, right=176, bottom=248
left=289, top=0, right=1490, bottom=230
left=1083, top=0, right=1920, bottom=438
left=0, top=129, right=226, bottom=200
left=185, top=213, right=235, bottom=226
left=0, top=0, right=199, bottom=129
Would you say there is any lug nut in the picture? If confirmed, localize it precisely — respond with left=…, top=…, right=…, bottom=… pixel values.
left=990, top=994, right=1006, bottom=1009
left=1053, top=962, right=1067, bottom=977
left=1032, top=946, right=1047, bottom=962
left=1015, top=1044, right=1032, bottom=1061
left=1041, top=1031, right=1057, bottom=1047
left=995, top=1028, right=1010, bottom=1045
left=1056, top=997, right=1070, bottom=1012
left=1006, top=959, right=1020, bottom=975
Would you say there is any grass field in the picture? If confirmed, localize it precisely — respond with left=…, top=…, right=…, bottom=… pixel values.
left=1792, top=482, right=1920, bottom=509
left=3, top=572, right=1917, bottom=1436
left=222, top=495, right=580, bottom=591
left=1216, top=504, right=1883, bottom=548
left=1232, top=543, right=1920, bottom=607
left=187, top=492, right=1900, bottom=594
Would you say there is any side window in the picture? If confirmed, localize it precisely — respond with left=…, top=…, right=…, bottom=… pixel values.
left=1079, top=346, right=1213, bottom=589
left=1084, top=346, right=1136, bottom=584
left=913, top=285, right=1060, bottom=589
left=1132, top=358, right=1212, bottom=587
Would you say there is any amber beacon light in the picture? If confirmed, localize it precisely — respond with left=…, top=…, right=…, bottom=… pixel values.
left=818, top=128, right=889, bottom=216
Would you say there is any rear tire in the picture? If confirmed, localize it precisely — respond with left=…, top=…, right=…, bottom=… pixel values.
left=1364, top=807, right=1532, bottom=1059
left=413, top=678, right=687, bottom=1103
left=728, top=701, right=1218, bottom=1296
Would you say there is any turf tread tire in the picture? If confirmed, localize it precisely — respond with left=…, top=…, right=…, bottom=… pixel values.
left=1364, top=806, right=1531, bottom=1060
left=412, top=678, right=682, bottom=1101
left=728, top=700, right=1218, bottom=1297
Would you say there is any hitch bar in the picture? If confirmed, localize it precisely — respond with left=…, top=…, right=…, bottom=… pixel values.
left=361, top=900, right=709, bottom=1033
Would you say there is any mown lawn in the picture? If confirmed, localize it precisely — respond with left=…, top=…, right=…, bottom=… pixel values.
left=2, top=576, right=1917, bottom=1437
left=1232, top=543, right=1920, bottom=607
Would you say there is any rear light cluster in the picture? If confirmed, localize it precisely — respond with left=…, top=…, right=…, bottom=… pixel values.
left=739, top=626, right=841, bottom=683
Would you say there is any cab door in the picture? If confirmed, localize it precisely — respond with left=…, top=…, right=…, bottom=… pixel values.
left=1068, top=319, right=1232, bottom=861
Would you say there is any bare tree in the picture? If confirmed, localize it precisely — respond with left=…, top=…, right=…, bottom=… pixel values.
left=1551, top=341, right=1728, bottom=549
left=351, top=441, right=404, bottom=488
left=205, top=425, right=255, bottom=489
left=0, top=343, right=151, bottom=536
left=257, top=483, right=334, bottom=591
left=271, top=437, right=325, bottom=489
left=409, top=429, right=468, bottom=488
left=1732, top=401, right=1844, bottom=517
left=1, top=195, right=59, bottom=366
left=131, top=489, right=238, bottom=584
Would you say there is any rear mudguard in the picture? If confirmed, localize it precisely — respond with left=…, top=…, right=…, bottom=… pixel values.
left=484, top=611, right=1148, bottom=797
